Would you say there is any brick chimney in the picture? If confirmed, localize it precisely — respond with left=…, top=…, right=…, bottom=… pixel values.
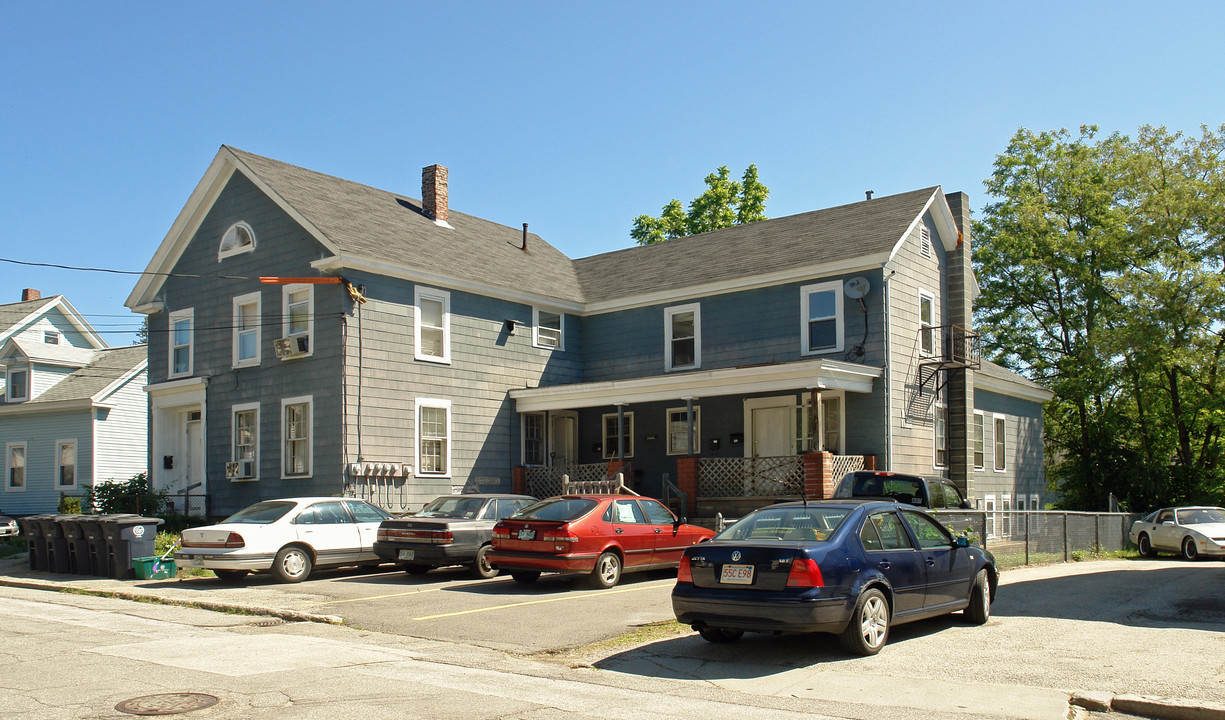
left=421, top=164, right=449, bottom=223
left=22, top=288, right=41, bottom=302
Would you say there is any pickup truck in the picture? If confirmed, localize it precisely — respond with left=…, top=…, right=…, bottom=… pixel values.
left=373, top=493, right=536, bottom=578
left=832, top=471, right=972, bottom=510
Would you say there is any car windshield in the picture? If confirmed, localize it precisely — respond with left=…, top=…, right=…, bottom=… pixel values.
left=1177, top=507, right=1225, bottom=525
left=415, top=497, right=486, bottom=519
left=222, top=501, right=296, bottom=524
left=512, top=497, right=598, bottom=522
left=716, top=506, right=851, bottom=542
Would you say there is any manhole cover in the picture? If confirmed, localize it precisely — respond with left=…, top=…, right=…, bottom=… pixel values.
left=115, top=693, right=219, bottom=716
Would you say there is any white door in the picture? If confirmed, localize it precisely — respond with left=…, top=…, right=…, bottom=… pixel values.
left=184, top=412, right=205, bottom=495
left=549, top=412, right=578, bottom=466
left=751, top=407, right=791, bottom=457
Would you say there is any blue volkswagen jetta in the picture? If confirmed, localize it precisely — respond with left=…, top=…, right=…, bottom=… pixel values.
left=672, top=499, right=996, bottom=655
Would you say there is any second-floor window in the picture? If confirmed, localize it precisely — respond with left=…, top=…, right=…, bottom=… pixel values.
left=282, top=285, right=313, bottom=353
left=534, top=308, right=564, bottom=350
left=5, top=366, right=29, bottom=402
left=665, top=304, right=700, bottom=371
left=169, top=309, right=194, bottom=377
left=973, top=411, right=985, bottom=470
left=801, top=281, right=843, bottom=355
left=415, top=287, right=450, bottom=363
left=919, top=290, right=935, bottom=357
left=233, top=292, right=261, bottom=367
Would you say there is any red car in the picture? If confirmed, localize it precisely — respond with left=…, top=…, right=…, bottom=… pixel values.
left=488, top=495, right=714, bottom=588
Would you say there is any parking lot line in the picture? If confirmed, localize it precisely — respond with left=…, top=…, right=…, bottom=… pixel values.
left=413, top=583, right=662, bottom=621
left=300, top=587, right=445, bottom=607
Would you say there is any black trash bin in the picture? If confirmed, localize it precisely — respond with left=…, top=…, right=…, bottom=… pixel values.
left=20, top=515, right=51, bottom=571
left=78, top=515, right=133, bottom=576
left=36, top=516, right=72, bottom=574
left=59, top=516, right=92, bottom=574
left=101, top=516, right=163, bottom=579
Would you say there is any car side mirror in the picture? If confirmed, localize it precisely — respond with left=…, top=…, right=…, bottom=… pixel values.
left=954, top=536, right=971, bottom=548
left=674, top=516, right=687, bottom=527
left=960, top=499, right=973, bottom=509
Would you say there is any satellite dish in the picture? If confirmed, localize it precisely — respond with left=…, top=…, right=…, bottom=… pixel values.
left=844, top=276, right=871, bottom=299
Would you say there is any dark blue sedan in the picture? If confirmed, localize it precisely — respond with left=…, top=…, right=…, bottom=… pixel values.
left=672, top=499, right=996, bottom=655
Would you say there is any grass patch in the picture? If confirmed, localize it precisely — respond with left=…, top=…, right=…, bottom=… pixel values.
left=541, top=619, right=692, bottom=664
left=0, top=537, right=28, bottom=560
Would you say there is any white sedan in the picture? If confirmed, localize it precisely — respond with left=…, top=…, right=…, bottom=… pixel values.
left=1129, top=506, right=1225, bottom=560
left=176, top=497, right=393, bottom=582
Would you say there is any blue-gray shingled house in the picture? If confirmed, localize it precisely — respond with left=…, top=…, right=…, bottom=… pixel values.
left=125, top=147, right=1052, bottom=539
left=0, top=291, right=149, bottom=514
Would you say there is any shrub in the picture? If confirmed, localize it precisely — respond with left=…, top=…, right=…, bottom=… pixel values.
left=85, top=472, right=166, bottom=516
left=58, top=495, right=83, bottom=514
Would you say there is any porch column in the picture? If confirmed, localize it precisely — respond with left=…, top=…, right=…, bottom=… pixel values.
left=802, top=451, right=836, bottom=499
left=683, top=396, right=696, bottom=456
left=615, top=403, right=627, bottom=460
left=677, top=457, right=699, bottom=509
left=512, top=466, right=527, bottom=496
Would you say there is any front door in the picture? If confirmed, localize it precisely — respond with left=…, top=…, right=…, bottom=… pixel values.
left=549, top=412, right=578, bottom=466
left=751, top=407, right=791, bottom=457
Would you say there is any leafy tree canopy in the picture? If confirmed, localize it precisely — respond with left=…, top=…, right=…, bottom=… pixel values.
left=631, top=165, right=769, bottom=244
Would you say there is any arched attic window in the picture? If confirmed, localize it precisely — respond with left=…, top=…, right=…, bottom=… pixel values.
left=218, top=221, right=256, bottom=260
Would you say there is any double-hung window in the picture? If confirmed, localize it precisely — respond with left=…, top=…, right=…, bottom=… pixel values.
left=602, top=412, right=634, bottom=459
left=801, top=281, right=843, bottom=355
left=664, top=304, right=700, bottom=371
left=282, top=284, right=313, bottom=356
left=522, top=412, right=545, bottom=466
left=232, top=403, right=259, bottom=480
left=919, top=290, right=936, bottom=357
left=282, top=396, right=312, bottom=478
left=993, top=415, right=1007, bottom=471
left=933, top=403, right=948, bottom=469
left=168, top=308, right=194, bottom=378
left=56, top=440, right=77, bottom=488
left=6, top=443, right=25, bottom=491
left=233, top=292, right=261, bottom=367
left=666, top=407, right=700, bottom=456
left=5, top=365, right=29, bottom=402
left=414, top=287, right=450, bottom=363
left=416, top=399, right=451, bottom=476
left=973, top=411, right=985, bottom=470
left=534, top=308, right=564, bottom=350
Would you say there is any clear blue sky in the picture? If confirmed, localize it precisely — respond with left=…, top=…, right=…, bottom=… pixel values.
left=2, top=2, right=1222, bottom=345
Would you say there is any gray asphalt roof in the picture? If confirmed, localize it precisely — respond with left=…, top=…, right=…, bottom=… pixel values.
left=0, top=297, right=57, bottom=336
left=30, top=345, right=147, bottom=404
left=227, top=147, right=586, bottom=305
left=977, top=359, right=1052, bottom=396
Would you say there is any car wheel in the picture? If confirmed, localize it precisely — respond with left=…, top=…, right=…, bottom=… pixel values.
left=1182, top=537, right=1200, bottom=561
left=964, top=569, right=991, bottom=625
left=213, top=569, right=249, bottom=583
left=589, top=551, right=623, bottom=588
left=697, top=626, right=743, bottom=643
left=839, top=587, right=890, bottom=656
left=470, top=544, right=499, bottom=579
left=271, top=546, right=313, bottom=583
left=1137, top=533, right=1155, bottom=558
left=511, top=571, right=541, bottom=584
left=404, top=564, right=432, bottom=575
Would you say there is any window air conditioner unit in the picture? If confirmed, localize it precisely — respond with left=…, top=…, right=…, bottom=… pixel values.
left=225, top=461, right=239, bottom=478
left=226, top=459, right=256, bottom=478
left=273, top=335, right=309, bottom=359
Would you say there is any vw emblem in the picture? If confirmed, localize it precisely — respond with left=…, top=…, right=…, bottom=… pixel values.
left=731, top=551, right=741, bottom=562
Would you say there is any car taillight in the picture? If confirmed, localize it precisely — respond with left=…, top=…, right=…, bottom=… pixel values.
left=677, top=555, right=693, bottom=583
left=542, top=531, right=579, bottom=543
left=492, top=528, right=510, bottom=540
left=182, top=532, right=244, bottom=549
left=785, top=557, right=824, bottom=588
left=379, top=528, right=453, bottom=544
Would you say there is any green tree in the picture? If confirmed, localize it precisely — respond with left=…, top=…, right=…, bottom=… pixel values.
left=631, top=165, right=769, bottom=244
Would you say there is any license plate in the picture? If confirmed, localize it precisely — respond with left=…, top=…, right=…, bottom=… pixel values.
left=397, top=549, right=415, bottom=561
left=517, top=528, right=536, bottom=541
left=720, top=564, right=754, bottom=585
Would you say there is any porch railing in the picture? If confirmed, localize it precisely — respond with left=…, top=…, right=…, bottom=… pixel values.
left=699, top=456, right=804, bottom=497
left=830, top=454, right=866, bottom=478
left=525, top=463, right=632, bottom=499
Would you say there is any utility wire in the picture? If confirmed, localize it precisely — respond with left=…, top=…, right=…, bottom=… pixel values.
left=0, top=256, right=260, bottom=281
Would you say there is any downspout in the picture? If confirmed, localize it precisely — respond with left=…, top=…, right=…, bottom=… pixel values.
left=883, top=267, right=894, bottom=471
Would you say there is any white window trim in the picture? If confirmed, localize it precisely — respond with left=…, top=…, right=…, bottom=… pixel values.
left=281, top=395, right=313, bottom=479
left=933, top=402, right=948, bottom=470
left=918, top=289, right=936, bottom=358
left=415, top=398, right=453, bottom=478
left=414, top=287, right=451, bottom=364
left=55, top=439, right=77, bottom=490
left=973, top=410, right=986, bottom=470
left=6, top=442, right=26, bottom=492
left=1030, top=493, right=1040, bottom=511
left=602, top=411, right=635, bottom=460
left=919, top=225, right=933, bottom=260
left=232, top=291, right=262, bottom=368
left=984, top=494, right=996, bottom=539
left=281, top=284, right=315, bottom=358
left=666, top=406, right=701, bottom=456
left=1001, top=493, right=1012, bottom=537
left=231, top=402, right=260, bottom=482
left=800, top=281, right=844, bottom=356
left=532, top=307, right=565, bottom=351
left=664, top=303, right=701, bottom=372
left=44, top=330, right=60, bottom=345
left=521, top=411, right=547, bottom=466
left=218, top=221, right=256, bottom=260
left=168, top=308, right=194, bottom=379
left=5, top=364, right=29, bottom=402
left=993, top=413, right=1007, bottom=472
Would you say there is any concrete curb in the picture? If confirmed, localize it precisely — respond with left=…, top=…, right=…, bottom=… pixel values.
left=1071, top=692, right=1225, bottom=720
left=0, top=576, right=344, bottom=625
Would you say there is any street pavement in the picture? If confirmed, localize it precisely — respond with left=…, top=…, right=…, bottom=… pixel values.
left=1, top=555, right=1223, bottom=719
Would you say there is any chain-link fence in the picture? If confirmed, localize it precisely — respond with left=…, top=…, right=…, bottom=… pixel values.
left=936, top=510, right=1143, bottom=568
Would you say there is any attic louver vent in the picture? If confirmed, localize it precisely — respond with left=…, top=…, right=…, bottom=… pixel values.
left=920, top=227, right=932, bottom=259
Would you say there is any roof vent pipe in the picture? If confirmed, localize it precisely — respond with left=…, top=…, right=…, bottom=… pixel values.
left=865, top=190, right=874, bottom=201
left=522, top=223, right=528, bottom=251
